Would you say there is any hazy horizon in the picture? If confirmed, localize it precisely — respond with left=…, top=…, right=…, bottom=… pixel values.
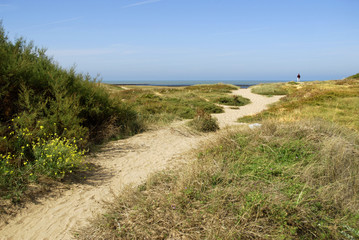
left=1, top=0, right=358, bottom=81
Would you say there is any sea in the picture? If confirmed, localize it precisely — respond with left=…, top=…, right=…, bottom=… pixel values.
left=102, top=80, right=310, bottom=89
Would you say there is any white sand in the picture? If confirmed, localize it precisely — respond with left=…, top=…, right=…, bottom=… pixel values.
left=0, top=89, right=282, bottom=240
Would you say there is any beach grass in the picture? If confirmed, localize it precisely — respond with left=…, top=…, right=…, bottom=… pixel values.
left=107, top=83, right=247, bottom=128
left=239, top=79, right=359, bottom=131
left=250, top=81, right=300, bottom=96
left=77, top=120, right=359, bottom=239
left=77, top=77, right=359, bottom=239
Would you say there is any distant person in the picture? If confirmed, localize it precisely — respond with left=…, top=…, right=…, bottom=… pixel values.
left=297, top=73, right=301, bottom=82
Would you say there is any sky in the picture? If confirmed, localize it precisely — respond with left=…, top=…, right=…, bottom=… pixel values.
left=1, top=0, right=358, bottom=82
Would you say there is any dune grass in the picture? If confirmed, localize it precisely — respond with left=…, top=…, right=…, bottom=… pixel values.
left=77, top=120, right=359, bottom=239
left=250, top=81, right=300, bottom=96
left=77, top=77, right=359, bottom=239
left=108, top=83, right=246, bottom=127
left=188, top=108, right=219, bottom=132
left=240, top=79, right=359, bottom=131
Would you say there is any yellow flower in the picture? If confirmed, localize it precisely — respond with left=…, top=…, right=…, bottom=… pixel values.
left=40, top=126, right=44, bottom=130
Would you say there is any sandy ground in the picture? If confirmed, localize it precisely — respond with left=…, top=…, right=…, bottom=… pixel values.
left=0, top=89, right=282, bottom=240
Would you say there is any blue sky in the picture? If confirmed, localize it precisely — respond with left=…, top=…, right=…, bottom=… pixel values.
left=1, top=0, right=358, bottom=81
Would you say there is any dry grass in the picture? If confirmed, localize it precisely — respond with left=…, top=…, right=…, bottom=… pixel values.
left=76, top=120, right=359, bottom=239
left=105, top=84, right=244, bottom=128
left=250, top=82, right=299, bottom=96
left=75, top=79, right=359, bottom=239
left=239, top=79, right=359, bottom=131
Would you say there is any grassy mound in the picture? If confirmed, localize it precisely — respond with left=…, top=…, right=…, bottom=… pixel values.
left=348, top=73, right=359, bottom=79
left=77, top=120, right=359, bottom=239
left=216, top=95, right=250, bottom=106
left=240, top=79, right=359, bottom=130
left=0, top=24, right=142, bottom=200
left=250, top=82, right=299, bottom=96
left=77, top=75, right=359, bottom=239
left=108, top=84, right=244, bottom=127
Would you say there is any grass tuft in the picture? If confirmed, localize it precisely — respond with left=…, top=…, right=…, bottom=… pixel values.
left=188, top=109, right=219, bottom=132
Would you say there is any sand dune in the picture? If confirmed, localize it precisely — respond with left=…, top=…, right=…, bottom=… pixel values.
left=0, top=89, right=282, bottom=240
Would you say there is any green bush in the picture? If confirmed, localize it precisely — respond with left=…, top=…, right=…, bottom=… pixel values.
left=216, top=95, right=250, bottom=106
left=189, top=109, right=219, bottom=132
left=33, top=137, right=85, bottom=179
left=0, top=23, right=143, bottom=199
left=348, top=73, right=359, bottom=79
left=0, top=23, right=142, bottom=149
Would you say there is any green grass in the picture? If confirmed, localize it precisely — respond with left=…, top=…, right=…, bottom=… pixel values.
left=188, top=109, right=219, bottom=132
left=239, top=79, right=359, bottom=131
left=108, top=83, right=246, bottom=127
left=77, top=120, right=359, bottom=239
left=76, top=75, right=359, bottom=239
left=348, top=73, right=359, bottom=79
left=215, top=95, right=251, bottom=106
left=250, top=82, right=298, bottom=96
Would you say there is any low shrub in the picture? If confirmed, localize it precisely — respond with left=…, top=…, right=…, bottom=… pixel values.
left=32, top=137, right=85, bottom=179
left=189, top=109, right=219, bottom=132
left=216, top=95, right=250, bottom=106
left=0, top=131, right=84, bottom=200
left=348, top=73, right=359, bottom=79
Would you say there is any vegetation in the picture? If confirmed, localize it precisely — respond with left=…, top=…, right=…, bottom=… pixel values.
left=77, top=77, right=359, bottom=239
left=78, top=120, right=359, bottom=239
left=188, top=109, right=219, bottom=132
left=216, top=94, right=250, bottom=106
left=348, top=73, right=359, bottom=79
left=108, top=84, right=244, bottom=127
left=250, top=82, right=299, bottom=96
left=0, top=24, right=142, bottom=200
left=239, top=79, right=359, bottom=131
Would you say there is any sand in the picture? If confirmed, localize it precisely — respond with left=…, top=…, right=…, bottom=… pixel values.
left=0, top=89, right=282, bottom=240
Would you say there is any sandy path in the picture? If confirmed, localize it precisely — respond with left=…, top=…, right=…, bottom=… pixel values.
left=0, top=89, right=282, bottom=240
left=213, top=89, right=282, bottom=128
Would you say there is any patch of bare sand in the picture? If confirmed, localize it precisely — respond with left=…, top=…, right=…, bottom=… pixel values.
left=213, top=89, right=282, bottom=128
left=0, top=89, right=282, bottom=240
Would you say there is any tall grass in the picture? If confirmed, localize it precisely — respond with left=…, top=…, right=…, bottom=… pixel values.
left=77, top=120, right=359, bottom=239
left=0, top=23, right=143, bottom=200
left=77, top=76, right=359, bottom=239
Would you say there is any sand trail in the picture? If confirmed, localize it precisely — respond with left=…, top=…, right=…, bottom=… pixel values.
left=0, top=89, right=282, bottom=240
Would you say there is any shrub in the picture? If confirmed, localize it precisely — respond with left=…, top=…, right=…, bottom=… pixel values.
left=33, top=137, right=85, bottom=179
left=0, top=23, right=143, bottom=150
left=0, top=126, right=85, bottom=199
left=216, top=95, right=250, bottom=106
left=189, top=109, right=219, bottom=132
left=0, top=23, right=143, bottom=199
left=348, top=73, right=359, bottom=79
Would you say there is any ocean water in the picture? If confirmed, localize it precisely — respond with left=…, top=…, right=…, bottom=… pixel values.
left=103, top=80, right=301, bottom=88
